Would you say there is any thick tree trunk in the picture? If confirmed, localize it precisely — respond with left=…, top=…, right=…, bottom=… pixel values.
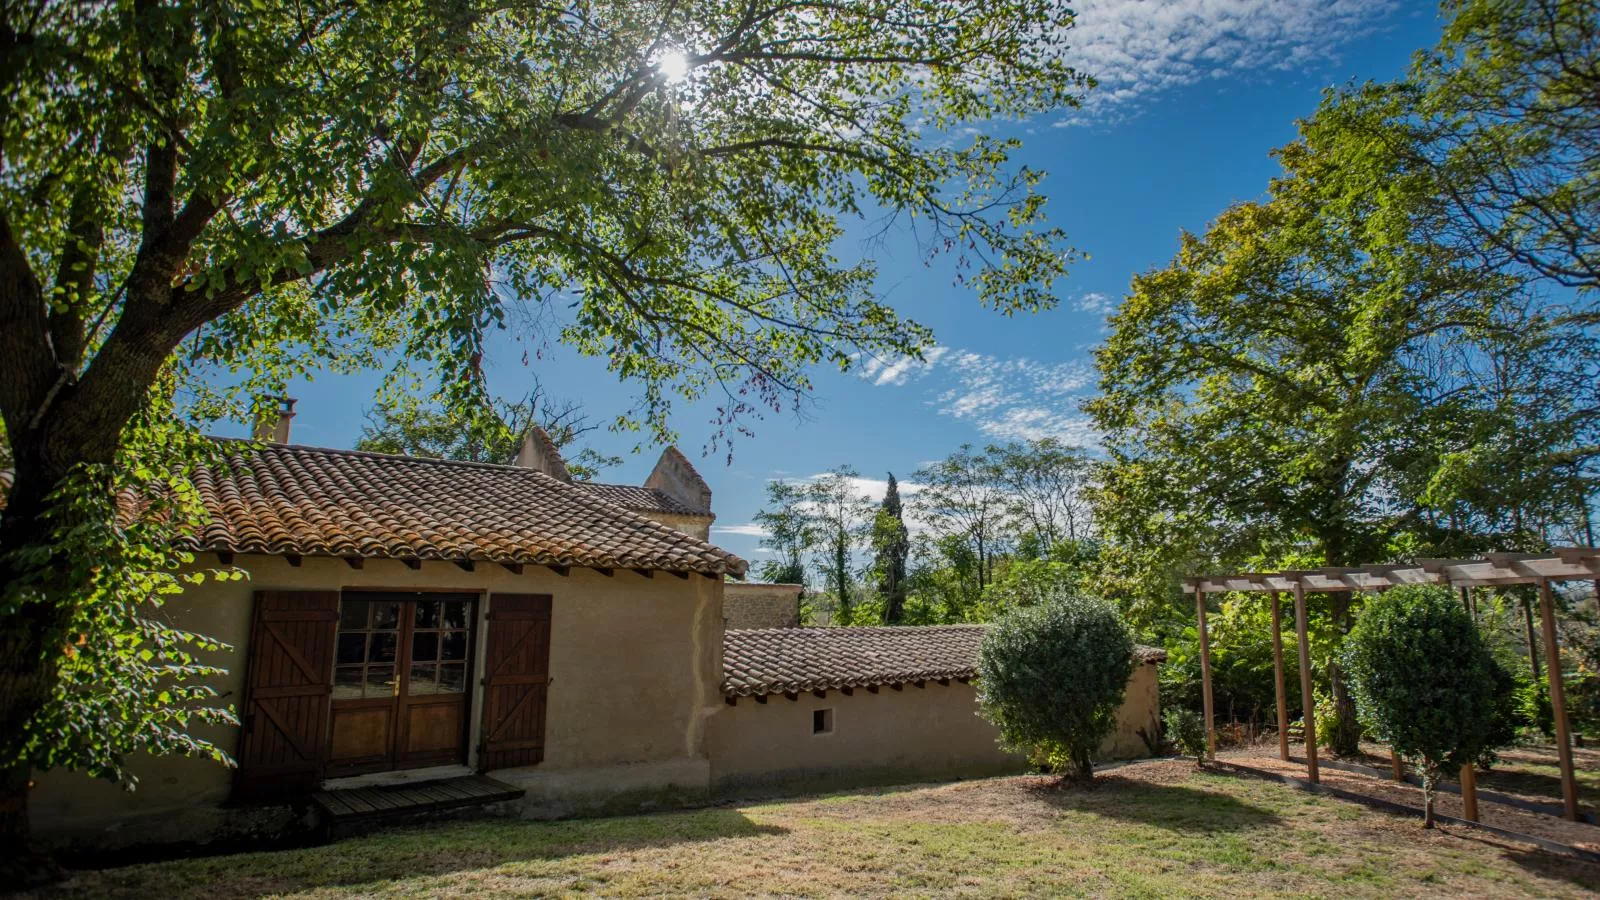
left=1326, top=593, right=1361, bottom=757
left=0, top=528, right=75, bottom=883
left=0, top=450, right=117, bottom=882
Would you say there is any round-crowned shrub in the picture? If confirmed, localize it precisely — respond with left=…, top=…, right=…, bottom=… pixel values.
left=1341, top=584, right=1503, bottom=827
left=976, top=591, right=1135, bottom=782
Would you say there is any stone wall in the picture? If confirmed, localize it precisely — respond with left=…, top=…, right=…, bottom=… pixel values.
left=724, top=582, right=802, bottom=629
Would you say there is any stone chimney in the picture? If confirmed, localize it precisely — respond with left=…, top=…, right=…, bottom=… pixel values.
left=513, top=425, right=572, bottom=481
left=252, top=397, right=296, bottom=443
left=645, top=446, right=712, bottom=514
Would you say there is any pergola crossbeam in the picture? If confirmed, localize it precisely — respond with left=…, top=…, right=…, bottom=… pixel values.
left=1184, top=549, right=1600, bottom=595
left=1186, top=548, right=1592, bottom=822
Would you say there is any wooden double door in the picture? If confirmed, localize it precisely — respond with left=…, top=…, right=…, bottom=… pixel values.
left=327, top=591, right=478, bottom=776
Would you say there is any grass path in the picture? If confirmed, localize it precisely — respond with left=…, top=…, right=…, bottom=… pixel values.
left=38, top=762, right=1600, bottom=898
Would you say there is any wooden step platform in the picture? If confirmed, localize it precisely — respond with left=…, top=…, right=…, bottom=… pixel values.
left=311, top=774, right=524, bottom=824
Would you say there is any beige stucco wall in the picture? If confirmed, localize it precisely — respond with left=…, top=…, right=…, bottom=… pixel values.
left=30, top=553, right=722, bottom=846
left=708, top=662, right=1161, bottom=795
left=723, top=583, right=802, bottom=629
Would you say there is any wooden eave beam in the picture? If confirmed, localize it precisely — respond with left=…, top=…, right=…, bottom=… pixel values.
left=284, top=554, right=302, bottom=567
left=592, top=567, right=614, bottom=577
left=811, top=689, right=827, bottom=699
left=401, top=558, right=421, bottom=570
left=725, top=696, right=737, bottom=706
left=667, top=570, right=689, bottom=579
left=547, top=564, right=570, bottom=577
left=754, top=693, right=767, bottom=704
left=784, top=691, right=798, bottom=701
left=455, top=559, right=475, bottom=572
left=633, top=568, right=654, bottom=578
left=343, top=556, right=364, bottom=570
left=216, top=551, right=235, bottom=566
left=501, top=562, right=524, bottom=575
left=840, top=686, right=853, bottom=696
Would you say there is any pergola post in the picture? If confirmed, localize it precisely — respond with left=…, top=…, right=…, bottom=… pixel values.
left=1196, top=585, right=1216, bottom=760
left=1537, top=578, right=1580, bottom=821
left=1269, top=591, right=1290, bottom=761
left=1293, top=580, right=1318, bottom=783
left=1460, top=763, right=1479, bottom=822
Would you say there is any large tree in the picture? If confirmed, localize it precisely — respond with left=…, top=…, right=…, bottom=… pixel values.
left=1087, top=127, right=1525, bottom=756
left=0, top=0, right=1082, bottom=872
left=1315, top=0, right=1600, bottom=292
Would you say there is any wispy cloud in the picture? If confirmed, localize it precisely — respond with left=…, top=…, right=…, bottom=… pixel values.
left=712, top=523, right=771, bottom=538
left=858, top=344, right=1101, bottom=447
left=1057, top=0, right=1402, bottom=123
left=1073, top=291, right=1116, bottom=316
left=857, top=345, right=951, bottom=387
left=935, top=351, right=1098, bottom=445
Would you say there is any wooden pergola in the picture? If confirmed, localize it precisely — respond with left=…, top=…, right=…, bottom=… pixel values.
left=1184, top=549, right=1599, bottom=822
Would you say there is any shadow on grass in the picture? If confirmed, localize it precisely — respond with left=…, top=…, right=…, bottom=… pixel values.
left=1027, top=773, right=1285, bottom=833
left=1450, top=837, right=1600, bottom=893
left=46, top=808, right=786, bottom=900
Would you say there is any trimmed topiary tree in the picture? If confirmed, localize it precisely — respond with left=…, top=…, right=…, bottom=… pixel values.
left=976, top=591, right=1135, bottom=783
left=1341, top=584, right=1503, bottom=827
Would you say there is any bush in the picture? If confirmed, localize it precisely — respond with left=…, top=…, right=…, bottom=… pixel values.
left=976, top=590, right=1136, bottom=782
left=1342, top=584, right=1504, bottom=827
left=1163, top=707, right=1207, bottom=764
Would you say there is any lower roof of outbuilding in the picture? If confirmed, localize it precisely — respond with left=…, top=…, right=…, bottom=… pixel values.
left=721, top=625, right=1166, bottom=699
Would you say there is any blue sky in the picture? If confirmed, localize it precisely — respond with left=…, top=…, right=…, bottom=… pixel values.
left=259, top=1, right=1444, bottom=567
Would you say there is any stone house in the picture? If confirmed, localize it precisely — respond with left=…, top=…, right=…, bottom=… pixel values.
left=20, top=419, right=1162, bottom=852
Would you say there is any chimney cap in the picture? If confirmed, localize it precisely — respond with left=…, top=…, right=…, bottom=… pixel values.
left=253, top=396, right=297, bottom=443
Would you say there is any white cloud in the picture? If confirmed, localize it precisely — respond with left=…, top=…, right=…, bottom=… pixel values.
left=1073, top=291, right=1116, bottom=316
left=798, top=473, right=925, bottom=505
left=857, top=345, right=951, bottom=387
left=712, top=523, right=770, bottom=538
left=1056, top=0, right=1401, bottom=123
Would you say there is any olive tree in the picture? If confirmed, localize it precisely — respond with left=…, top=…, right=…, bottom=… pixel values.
left=0, top=0, right=1083, bottom=875
left=1342, top=584, right=1504, bottom=827
left=976, top=590, right=1135, bottom=782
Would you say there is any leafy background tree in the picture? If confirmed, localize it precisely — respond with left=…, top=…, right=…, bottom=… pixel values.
left=871, top=474, right=911, bottom=625
left=354, top=381, right=621, bottom=478
left=753, top=479, right=816, bottom=588
left=0, top=0, right=1085, bottom=869
left=807, top=466, right=874, bottom=624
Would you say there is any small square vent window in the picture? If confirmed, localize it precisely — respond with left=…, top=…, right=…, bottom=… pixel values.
left=813, top=708, right=834, bottom=735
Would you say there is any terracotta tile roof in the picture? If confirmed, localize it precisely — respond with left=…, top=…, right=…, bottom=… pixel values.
left=0, top=442, right=745, bottom=575
left=722, top=625, right=1163, bottom=698
left=575, top=482, right=709, bottom=518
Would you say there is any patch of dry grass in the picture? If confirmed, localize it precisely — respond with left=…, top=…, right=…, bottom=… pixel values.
left=36, top=762, right=1600, bottom=898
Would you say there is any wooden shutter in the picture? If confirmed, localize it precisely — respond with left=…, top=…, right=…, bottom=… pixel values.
left=478, top=593, right=552, bottom=771
left=231, top=590, right=339, bottom=803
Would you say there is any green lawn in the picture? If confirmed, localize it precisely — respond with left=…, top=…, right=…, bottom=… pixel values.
left=38, top=762, right=1600, bottom=898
